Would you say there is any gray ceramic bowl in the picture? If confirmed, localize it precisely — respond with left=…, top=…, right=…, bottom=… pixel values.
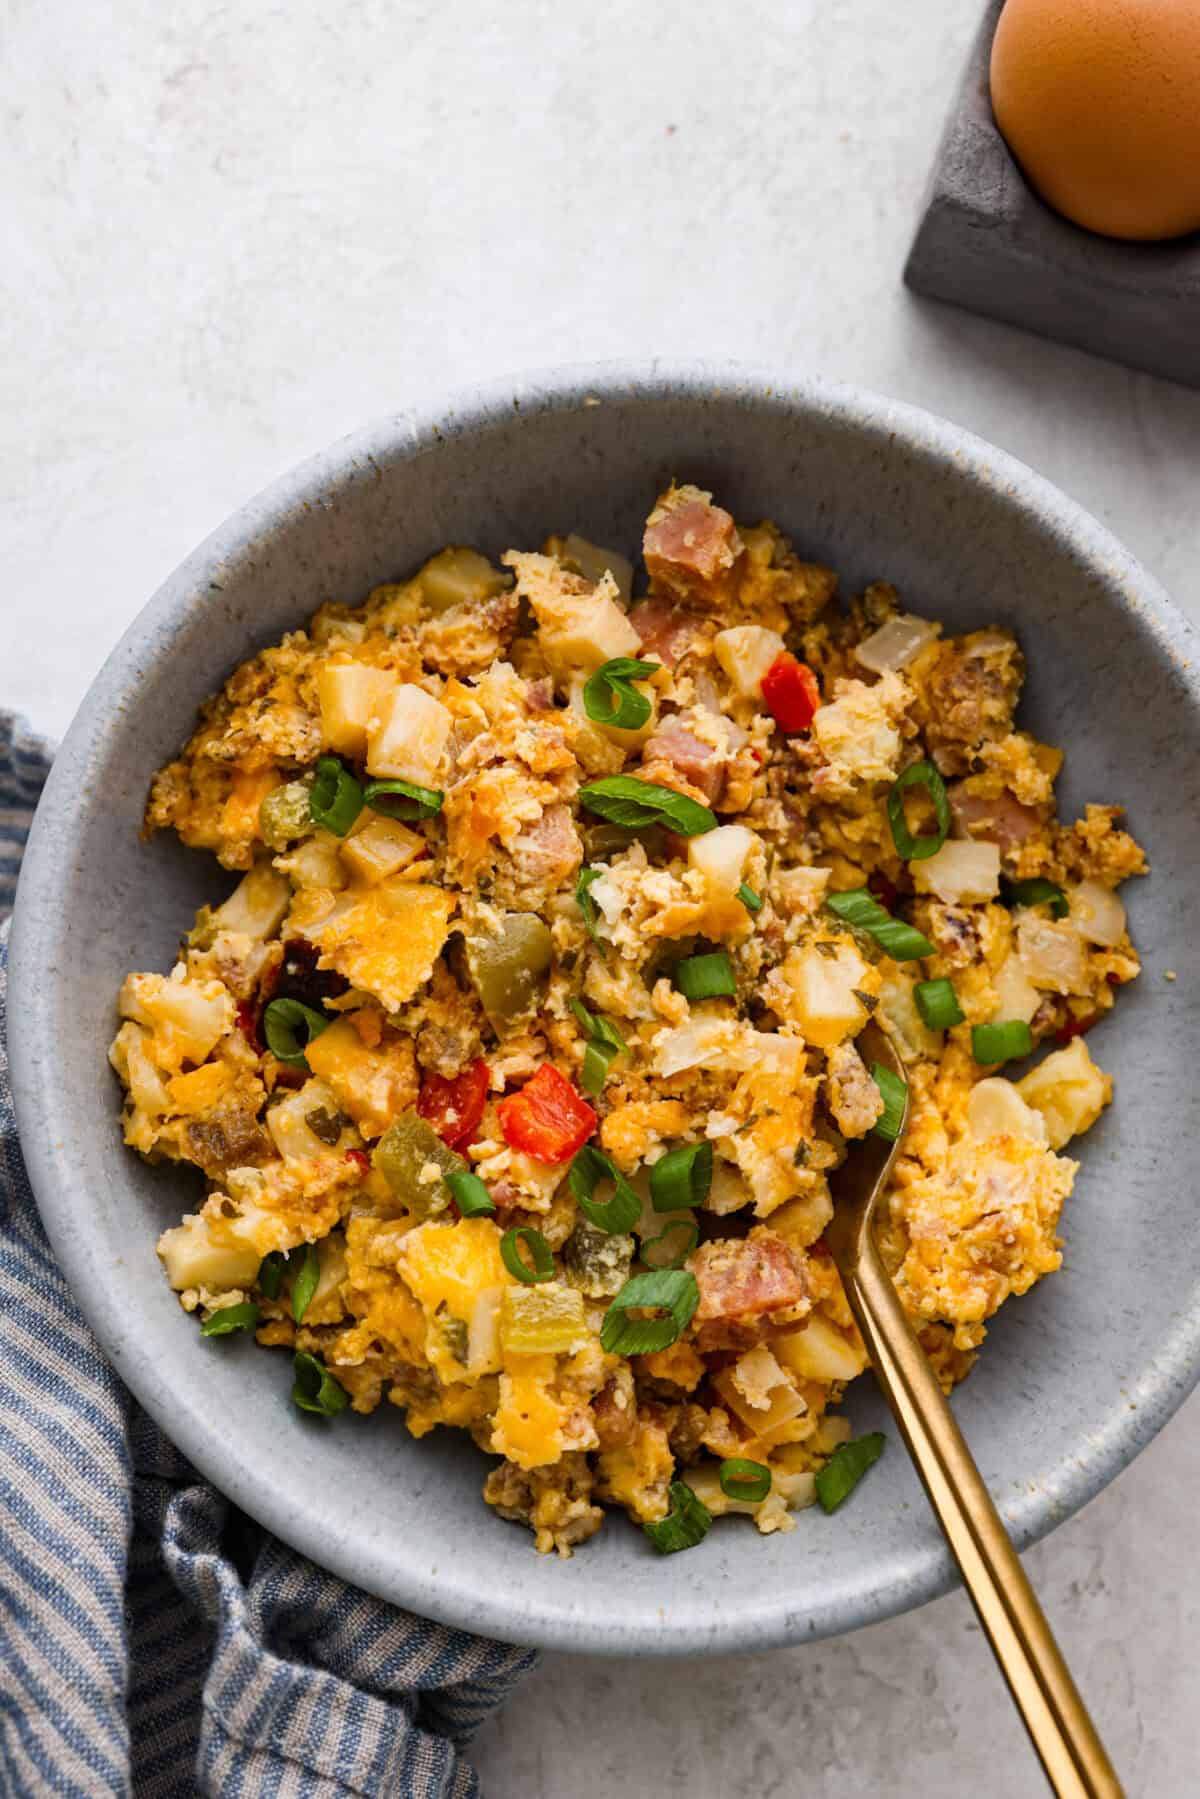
left=10, top=363, right=1200, bottom=1657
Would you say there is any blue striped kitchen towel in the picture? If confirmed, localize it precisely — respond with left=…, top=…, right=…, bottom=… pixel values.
left=0, top=714, right=535, bottom=1798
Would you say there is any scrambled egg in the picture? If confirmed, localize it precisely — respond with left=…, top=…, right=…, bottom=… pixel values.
left=112, top=482, right=1145, bottom=1554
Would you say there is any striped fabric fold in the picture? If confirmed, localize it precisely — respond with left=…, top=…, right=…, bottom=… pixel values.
left=0, top=713, right=535, bottom=1798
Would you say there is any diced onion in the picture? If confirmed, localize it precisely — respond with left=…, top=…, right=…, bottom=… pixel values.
left=855, top=614, right=938, bottom=675
left=966, top=1077, right=1048, bottom=1144
left=1069, top=880, right=1126, bottom=948
left=912, top=838, right=1001, bottom=905
left=1016, top=914, right=1089, bottom=994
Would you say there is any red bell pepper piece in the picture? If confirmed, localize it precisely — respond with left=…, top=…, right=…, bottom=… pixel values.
left=417, top=1058, right=490, bottom=1150
left=496, top=1065, right=597, bottom=1165
left=344, top=1147, right=370, bottom=1174
left=761, top=652, right=820, bottom=733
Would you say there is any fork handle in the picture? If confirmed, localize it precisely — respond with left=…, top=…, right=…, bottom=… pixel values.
left=841, top=1240, right=1124, bottom=1799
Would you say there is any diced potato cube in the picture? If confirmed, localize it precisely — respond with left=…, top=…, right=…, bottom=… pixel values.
left=783, top=940, right=874, bottom=1049
left=266, top=1078, right=349, bottom=1161
left=1016, top=915, right=1089, bottom=994
left=711, top=1365, right=807, bottom=1436
left=318, top=662, right=396, bottom=759
left=991, top=953, right=1041, bottom=1025
left=414, top=546, right=508, bottom=613
left=1068, top=880, right=1126, bottom=948
left=340, top=815, right=425, bottom=885
left=538, top=574, right=642, bottom=674
left=120, top=972, right=233, bottom=1069
left=560, top=534, right=634, bottom=603
left=109, top=1022, right=170, bottom=1114
left=965, top=1077, right=1048, bottom=1145
left=714, top=625, right=786, bottom=698
left=468, top=1287, right=504, bottom=1375
left=213, top=864, right=292, bottom=941
left=1016, top=1038, right=1112, bottom=1150
left=688, top=824, right=757, bottom=895
left=730, top=1344, right=788, bottom=1410
left=499, top=1283, right=588, bottom=1356
left=877, top=968, right=942, bottom=1062
left=158, top=1214, right=261, bottom=1292
left=366, top=683, right=451, bottom=785
left=912, top=839, right=1001, bottom=904
left=771, top=865, right=830, bottom=917
left=275, top=834, right=347, bottom=892
left=775, top=1313, right=868, bottom=1384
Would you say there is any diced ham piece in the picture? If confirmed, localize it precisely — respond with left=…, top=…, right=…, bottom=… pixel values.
left=641, top=721, right=725, bottom=805
left=628, top=597, right=712, bottom=670
left=642, top=488, right=742, bottom=603
left=509, top=803, right=582, bottom=895
left=687, top=1230, right=811, bottom=1352
left=950, top=784, right=1044, bottom=855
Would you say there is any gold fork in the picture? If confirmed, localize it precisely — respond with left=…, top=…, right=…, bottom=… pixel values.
left=824, top=1019, right=1123, bottom=1799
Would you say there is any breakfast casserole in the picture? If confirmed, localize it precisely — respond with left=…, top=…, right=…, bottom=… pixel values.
left=110, top=482, right=1145, bottom=1555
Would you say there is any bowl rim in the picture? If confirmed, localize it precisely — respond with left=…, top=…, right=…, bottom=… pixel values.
left=10, top=358, right=1200, bottom=1656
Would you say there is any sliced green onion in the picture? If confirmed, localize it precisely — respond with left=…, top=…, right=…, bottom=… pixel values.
left=363, top=778, right=444, bottom=821
left=719, top=1458, right=772, bottom=1503
left=825, top=888, right=934, bottom=961
left=568, top=1145, right=641, bottom=1234
left=816, top=1432, right=885, bottom=1512
left=580, top=1041, right=616, bottom=1095
left=263, top=998, right=330, bottom=1068
left=200, top=1302, right=260, bottom=1338
left=971, top=1020, right=1033, bottom=1065
left=582, top=657, right=659, bottom=731
left=292, top=1351, right=350, bottom=1417
left=291, top=1242, right=321, bottom=1323
left=650, top=1141, right=713, bottom=1212
left=600, top=1269, right=700, bottom=1355
left=576, top=866, right=608, bottom=955
left=500, top=1226, right=556, bottom=1284
left=672, top=951, right=736, bottom=1001
left=643, top=1479, right=712, bottom=1555
left=639, top=1221, right=699, bottom=1271
left=568, top=998, right=628, bottom=1053
left=444, top=1170, right=496, bottom=1217
left=1001, top=877, right=1068, bottom=920
left=870, top=1064, right=908, bottom=1142
left=737, top=882, right=763, bottom=914
left=258, top=1251, right=286, bottom=1299
left=887, top=760, right=951, bottom=862
left=915, top=977, right=965, bottom=1030
left=569, top=998, right=628, bottom=1095
left=579, top=776, right=716, bottom=838
left=309, top=755, right=364, bottom=836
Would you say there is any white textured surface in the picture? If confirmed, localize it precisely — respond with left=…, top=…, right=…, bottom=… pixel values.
left=4, top=1, right=1198, bottom=1791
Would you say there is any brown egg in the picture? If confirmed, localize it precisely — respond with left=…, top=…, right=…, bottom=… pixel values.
left=990, top=0, right=1200, bottom=241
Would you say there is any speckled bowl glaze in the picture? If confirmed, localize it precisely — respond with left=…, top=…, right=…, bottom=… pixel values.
left=10, top=364, right=1200, bottom=1656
